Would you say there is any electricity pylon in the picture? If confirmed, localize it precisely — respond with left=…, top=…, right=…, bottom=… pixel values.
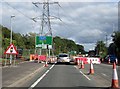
left=32, top=0, right=59, bottom=59
left=32, top=0, right=59, bottom=36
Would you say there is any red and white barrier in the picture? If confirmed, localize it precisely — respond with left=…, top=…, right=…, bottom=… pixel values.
left=80, top=60, right=84, bottom=69
left=44, top=61, right=48, bottom=67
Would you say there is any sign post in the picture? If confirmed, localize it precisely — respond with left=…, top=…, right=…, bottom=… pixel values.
left=4, top=44, right=18, bottom=65
left=35, top=36, right=52, bottom=59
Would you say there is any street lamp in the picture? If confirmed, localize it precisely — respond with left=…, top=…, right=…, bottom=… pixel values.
left=10, top=15, right=15, bottom=44
left=10, top=15, right=15, bottom=65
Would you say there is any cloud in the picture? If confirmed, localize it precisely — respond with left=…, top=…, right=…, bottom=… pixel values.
left=3, top=0, right=120, bottom=2
left=1, top=1, right=118, bottom=51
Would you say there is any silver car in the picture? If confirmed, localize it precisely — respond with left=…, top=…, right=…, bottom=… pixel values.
left=57, top=53, right=70, bottom=63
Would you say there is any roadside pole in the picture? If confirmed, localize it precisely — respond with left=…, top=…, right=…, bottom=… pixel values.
left=10, top=15, right=15, bottom=65
left=48, top=48, right=50, bottom=58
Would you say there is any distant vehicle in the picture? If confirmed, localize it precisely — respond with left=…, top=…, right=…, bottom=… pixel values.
left=57, top=53, right=71, bottom=64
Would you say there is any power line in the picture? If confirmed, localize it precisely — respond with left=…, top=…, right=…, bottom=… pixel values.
left=3, top=0, right=36, bottom=22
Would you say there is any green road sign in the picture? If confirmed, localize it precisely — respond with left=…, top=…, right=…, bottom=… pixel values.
left=35, top=36, right=52, bottom=48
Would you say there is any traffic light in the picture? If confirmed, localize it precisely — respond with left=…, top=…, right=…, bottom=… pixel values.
left=10, top=47, right=13, bottom=53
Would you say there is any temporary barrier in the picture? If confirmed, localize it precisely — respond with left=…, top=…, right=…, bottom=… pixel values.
left=75, top=57, right=100, bottom=64
left=44, top=61, right=48, bottom=67
left=80, top=60, right=84, bottom=69
left=38, top=55, right=46, bottom=61
left=30, top=54, right=35, bottom=61
left=77, top=58, right=80, bottom=65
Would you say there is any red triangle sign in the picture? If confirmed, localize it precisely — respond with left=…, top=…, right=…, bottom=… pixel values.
left=4, top=44, right=18, bottom=55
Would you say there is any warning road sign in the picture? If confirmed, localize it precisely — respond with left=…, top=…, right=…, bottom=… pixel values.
left=4, top=44, right=18, bottom=55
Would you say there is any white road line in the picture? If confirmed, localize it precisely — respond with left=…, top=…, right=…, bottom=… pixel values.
left=49, top=64, right=55, bottom=70
left=79, top=71, right=91, bottom=81
left=29, top=64, right=55, bottom=89
left=101, top=73, right=107, bottom=76
left=74, top=66, right=91, bottom=81
left=74, top=66, right=78, bottom=69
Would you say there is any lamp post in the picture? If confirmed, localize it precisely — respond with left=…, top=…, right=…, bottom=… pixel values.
left=10, top=15, right=15, bottom=65
left=10, top=15, right=15, bottom=44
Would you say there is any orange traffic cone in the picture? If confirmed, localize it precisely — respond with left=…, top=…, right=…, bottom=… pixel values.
left=111, top=62, right=119, bottom=88
left=89, top=60, right=94, bottom=74
left=108, top=58, right=110, bottom=64
left=80, top=60, right=84, bottom=69
left=44, top=61, right=48, bottom=67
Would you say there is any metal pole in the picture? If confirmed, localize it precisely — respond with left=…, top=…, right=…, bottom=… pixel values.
left=49, top=48, right=50, bottom=58
left=106, top=35, right=108, bottom=47
left=10, top=15, right=15, bottom=65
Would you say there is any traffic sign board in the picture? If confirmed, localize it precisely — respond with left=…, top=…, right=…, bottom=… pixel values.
left=35, top=36, right=52, bottom=48
left=4, top=44, right=18, bottom=55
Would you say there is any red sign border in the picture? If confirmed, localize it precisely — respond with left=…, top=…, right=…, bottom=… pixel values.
left=4, top=43, right=18, bottom=55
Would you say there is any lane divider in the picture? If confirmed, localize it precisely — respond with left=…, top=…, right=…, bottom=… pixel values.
left=101, top=73, right=107, bottom=77
left=74, top=66, right=91, bottom=81
left=29, top=63, right=55, bottom=89
left=79, top=71, right=91, bottom=81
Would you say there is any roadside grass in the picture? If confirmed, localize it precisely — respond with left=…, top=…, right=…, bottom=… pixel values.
left=0, top=58, right=27, bottom=66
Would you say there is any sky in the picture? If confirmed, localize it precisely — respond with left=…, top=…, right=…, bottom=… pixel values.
left=1, top=0, right=119, bottom=51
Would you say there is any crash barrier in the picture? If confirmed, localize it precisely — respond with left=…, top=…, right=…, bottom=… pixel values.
left=80, top=60, right=84, bottom=69
left=48, top=57, right=57, bottom=63
left=38, top=55, right=46, bottom=61
left=44, top=61, right=48, bottom=67
left=75, top=57, right=101, bottom=64
left=30, top=54, right=46, bottom=61
left=77, top=59, right=80, bottom=65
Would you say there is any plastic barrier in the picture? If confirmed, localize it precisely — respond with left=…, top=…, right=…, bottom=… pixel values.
left=30, top=54, right=35, bottom=61
left=38, top=55, right=46, bottom=61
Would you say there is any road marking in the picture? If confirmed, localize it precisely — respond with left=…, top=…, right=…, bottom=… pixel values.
left=29, top=64, right=55, bottom=89
left=79, top=71, right=91, bottom=81
left=74, top=66, right=78, bottom=69
left=74, top=66, right=91, bottom=81
left=101, top=73, right=107, bottom=76
left=49, top=64, right=55, bottom=70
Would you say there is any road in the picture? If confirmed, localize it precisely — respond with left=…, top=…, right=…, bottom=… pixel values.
left=28, top=63, right=120, bottom=88
left=2, top=62, right=120, bottom=89
left=2, top=61, right=45, bottom=87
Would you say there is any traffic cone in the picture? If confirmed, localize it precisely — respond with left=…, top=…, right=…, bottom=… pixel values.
left=111, top=62, right=119, bottom=88
left=44, top=61, right=48, bottom=67
left=89, top=60, right=94, bottom=74
left=115, top=58, right=118, bottom=64
left=108, top=58, right=110, bottom=64
left=80, top=60, right=84, bottom=69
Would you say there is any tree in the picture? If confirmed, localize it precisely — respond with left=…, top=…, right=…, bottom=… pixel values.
left=95, top=41, right=108, bottom=59
left=112, top=31, right=120, bottom=63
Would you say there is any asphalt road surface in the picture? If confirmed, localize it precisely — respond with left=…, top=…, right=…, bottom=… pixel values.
left=28, top=63, right=120, bottom=88
left=2, top=62, right=120, bottom=89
